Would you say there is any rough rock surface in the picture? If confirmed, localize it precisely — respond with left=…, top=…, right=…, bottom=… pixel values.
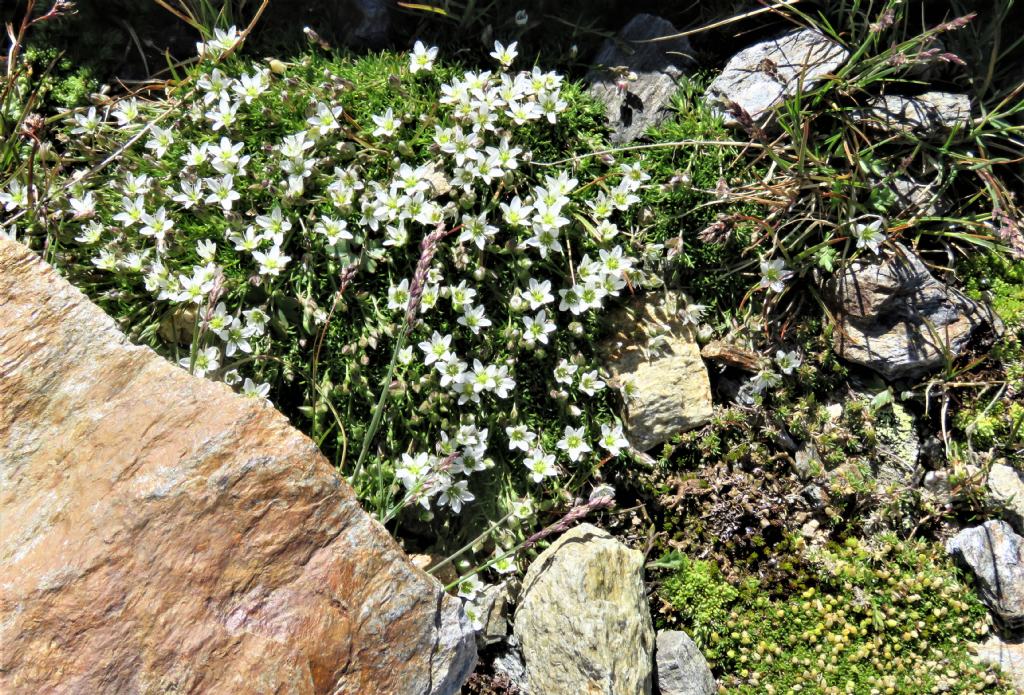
left=826, top=244, right=1001, bottom=379
left=0, top=239, right=475, bottom=694
left=873, top=399, right=921, bottom=486
left=655, top=630, right=717, bottom=695
left=947, top=520, right=1024, bottom=630
left=988, top=463, right=1024, bottom=534
left=514, top=524, right=654, bottom=695
left=853, top=92, right=971, bottom=138
left=973, top=635, right=1024, bottom=692
left=889, top=176, right=946, bottom=218
left=705, top=28, right=849, bottom=126
left=588, top=14, right=694, bottom=144
left=600, top=291, right=713, bottom=451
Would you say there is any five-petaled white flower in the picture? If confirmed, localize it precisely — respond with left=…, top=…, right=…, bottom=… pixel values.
left=409, top=40, right=439, bottom=74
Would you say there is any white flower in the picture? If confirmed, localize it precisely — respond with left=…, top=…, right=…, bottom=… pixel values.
left=388, top=278, right=411, bottom=311
left=852, top=218, right=885, bottom=254
left=396, top=452, right=434, bottom=495
left=196, top=26, right=240, bottom=59
left=139, top=207, right=174, bottom=245
left=307, top=102, right=344, bottom=135
left=70, top=107, right=101, bottom=135
left=0, top=180, right=31, bottom=211
left=578, top=370, right=605, bottom=396
left=489, top=40, right=518, bottom=68
left=144, top=126, right=175, bottom=158
left=242, top=377, right=271, bottom=400
left=458, top=304, right=492, bottom=335
left=438, top=479, right=474, bottom=513
left=209, top=137, right=248, bottom=174
left=179, top=346, right=221, bottom=377
left=223, top=369, right=242, bottom=386
left=522, top=310, right=556, bottom=346
left=244, top=307, right=270, bottom=333
left=409, top=40, right=438, bottom=74
left=677, top=301, right=708, bottom=326
left=524, top=277, right=553, bottom=309
left=113, top=98, right=140, bottom=126
left=230, top=225, right=266, bottom=252
left=252, top=245, right=291, bottom=276
left=458, top=212, right=498, bottom=249
left=448, top=280, right=478, bottom=312
left=457, top=574, right=483, bottom=600
left=491, top=550, right=516, bottom=574
left=181, top=142, right=209, bottom=168
left=173, top=181, right=205, bottom=209
left=68, top=192, right=96, bottom=219
left=598, top=423, right=629, bottom=456
left=314, top=216, right=352, bottom=245
left=524, top=449, right=558, bottom=483
left=774, top=349, right=802, bottom=375
left=469, top=359, right=499, bottom=393
left=557, top=425, right=591, bottom=462
left=206, top=97, right=240, bottom=131
left=506, top=424, right=536, bottom=452
left=438, top=356, right=468, bottom=388
left=233, top=69, right=269, bottom=103
left=371, top=107, right=400, bottom=138
left=205, top=174, right=240, bottom=210
left=419, top=331, right=454, bottom=366
left=557, top=285, right=587, bottom=315
left=759, top=258, right=794, bottom=294
left=553, top=359, right=577, bottom=385
left=750, top=369, right=782, bottom=394
left=500, top=196, right=534, bottom=227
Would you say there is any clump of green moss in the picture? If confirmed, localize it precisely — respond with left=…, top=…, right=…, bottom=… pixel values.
left=962, top=251, right=1024, bottom=327
left=656, top=536, right=1008, bottom=694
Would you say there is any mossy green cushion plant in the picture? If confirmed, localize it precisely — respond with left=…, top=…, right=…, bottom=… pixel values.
left=656, top=536, right=1009, bottom=694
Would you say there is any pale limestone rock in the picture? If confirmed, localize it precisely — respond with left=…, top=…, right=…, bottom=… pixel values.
left=588, top=14, right=694, bottom=144
left=514, top=524, right=654, bottom=695
left=705, top=28, right=848, bottom=126
left=600, top=291, right=713, bottom=451
left=0, top=238, right=475, bottom=695
left=826, top=244, right=1002, bottom=379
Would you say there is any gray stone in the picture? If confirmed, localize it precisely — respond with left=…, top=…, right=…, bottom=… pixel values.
left=514, top=524, right=654, bottom=695
left=705, top=28, right=849, bottom=126
left=947, top=520, right=1024, bottom=630
left=988, top=463, right=1024, bottom=534
left=587, top=14, right=694, bottom=144
left=888, top=176, right=946, bottom=218
left=655, top=630, right=717, bottom=695
left=853, top=92, right=971, bottom=139
left=826, top=244, right=1002, bottom=380
left=492, top=637, right=529, bottom=694
left=972, top=634, right=1024, bottom=691
left=600, top=291, right=713, bottom=452
left=473, top=581, right=515, bottom=647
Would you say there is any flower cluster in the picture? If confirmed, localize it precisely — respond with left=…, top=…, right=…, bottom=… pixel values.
left=31, top=38, right=651, bottom=526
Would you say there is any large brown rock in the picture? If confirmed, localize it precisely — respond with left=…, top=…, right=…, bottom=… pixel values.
left=0, top=239, right=475, bottom=694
